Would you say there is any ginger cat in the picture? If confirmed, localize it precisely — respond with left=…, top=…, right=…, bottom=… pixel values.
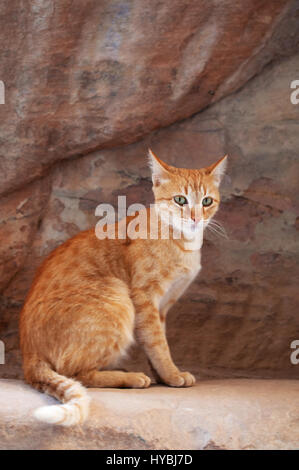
left=20, top=150, right=227, bottom=426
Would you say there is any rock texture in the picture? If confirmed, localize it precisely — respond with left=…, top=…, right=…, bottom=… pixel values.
left=0, top=1, right=299, bottom=380
left=0, top=379, right=298, bottom=450
left=1, top=52, right=299, bottom=380
left=0, top=0, right=298, bottom=196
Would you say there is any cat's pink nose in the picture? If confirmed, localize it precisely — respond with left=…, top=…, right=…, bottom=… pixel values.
left=190, top=208, right=201, bottom=224
left=191, top=216, right=201, bottom=224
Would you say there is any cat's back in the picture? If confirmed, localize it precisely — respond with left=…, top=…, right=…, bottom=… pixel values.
left=20, top=228, right=128, bottom=315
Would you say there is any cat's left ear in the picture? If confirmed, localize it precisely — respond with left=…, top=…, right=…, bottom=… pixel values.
left=148, top=149, right=172, bottom=186
left=206, top=155, right=228, bottom=186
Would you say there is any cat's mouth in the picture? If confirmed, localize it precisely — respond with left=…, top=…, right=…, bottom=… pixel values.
left=181, top=219, right=204, bottom=233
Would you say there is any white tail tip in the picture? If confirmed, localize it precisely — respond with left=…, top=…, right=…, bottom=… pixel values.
left=34, top=405, right=66, bottom=425
left=33, top=403, right=86, bottom=426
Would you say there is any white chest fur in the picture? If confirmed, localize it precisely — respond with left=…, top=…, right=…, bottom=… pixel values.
left=159, top=266, right=201, bottom=316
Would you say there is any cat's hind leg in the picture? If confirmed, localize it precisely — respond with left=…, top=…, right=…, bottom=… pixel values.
left=76, top=369, right=151, bottom=388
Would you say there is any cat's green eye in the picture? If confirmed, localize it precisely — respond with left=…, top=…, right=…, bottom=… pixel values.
left=174, top=195, right=188, bottom=206
left=202, top=197, right=213, bottom=207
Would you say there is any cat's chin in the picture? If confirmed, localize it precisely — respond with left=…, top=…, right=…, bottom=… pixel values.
left=182, top=220, right=203, bottom=236
left=171, top=220, right=204, bottom=250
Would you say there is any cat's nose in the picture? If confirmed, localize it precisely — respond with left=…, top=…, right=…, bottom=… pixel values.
left=191, top=214, right=201, bottom=224
left=190, top=208, right=201, bottom=224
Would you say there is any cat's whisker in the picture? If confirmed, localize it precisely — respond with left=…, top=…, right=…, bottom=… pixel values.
left=205, top=221, right=228, bottom=239
left=210, top=219, right=225, bottom=230
left=206, top=225, right=224, bottom=238
left=208, top=220, right=227, bottom=233
left=206, top=218, right=227, bottom=234
left=209, top=222, right=227, bottom=238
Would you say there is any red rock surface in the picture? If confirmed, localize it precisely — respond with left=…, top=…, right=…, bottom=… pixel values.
left=1, top=379, right=298, bottom=450
left=0, top=0, right=298, bottom=196
left=0, top=1, right=299, bottom=380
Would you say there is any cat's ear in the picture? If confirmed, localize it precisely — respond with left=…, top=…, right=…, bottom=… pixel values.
left=148, top=149, right=172, bottom=186
left=206, top=155, right=228, bottom=186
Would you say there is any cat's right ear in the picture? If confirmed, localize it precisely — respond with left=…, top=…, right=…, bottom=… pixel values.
left=148, top=149, right=171, bottom=187
left=206, top=154, right=228, bottom=186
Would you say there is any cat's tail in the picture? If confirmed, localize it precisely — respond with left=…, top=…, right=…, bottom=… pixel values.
left=29, top=362, right=90, bottom=426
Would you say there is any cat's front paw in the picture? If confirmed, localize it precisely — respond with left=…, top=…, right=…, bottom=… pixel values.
left=164, top=371, right=196, bottom=387
left=125, top=372, right=151, bottom=388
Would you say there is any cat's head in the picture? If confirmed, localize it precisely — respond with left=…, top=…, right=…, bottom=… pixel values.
left=149, top=149, right=227, bottom=237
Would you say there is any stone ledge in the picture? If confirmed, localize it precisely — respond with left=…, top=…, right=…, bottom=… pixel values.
left=0, top=379, right=298, bottom=450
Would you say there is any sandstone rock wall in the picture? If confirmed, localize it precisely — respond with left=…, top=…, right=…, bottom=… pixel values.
left=0, top=0, right=299, bottom=379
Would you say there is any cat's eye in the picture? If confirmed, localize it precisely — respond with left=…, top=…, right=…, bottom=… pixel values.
left=174, top=195, right=188, bottom=206
left=202, top=197, right=213, bottom=207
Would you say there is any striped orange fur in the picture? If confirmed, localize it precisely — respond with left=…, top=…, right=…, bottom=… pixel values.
left=20, top=150, right=227, bottom=425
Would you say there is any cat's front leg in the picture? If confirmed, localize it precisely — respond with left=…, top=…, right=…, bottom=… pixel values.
left=134, top=296, right=195, bottom=387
